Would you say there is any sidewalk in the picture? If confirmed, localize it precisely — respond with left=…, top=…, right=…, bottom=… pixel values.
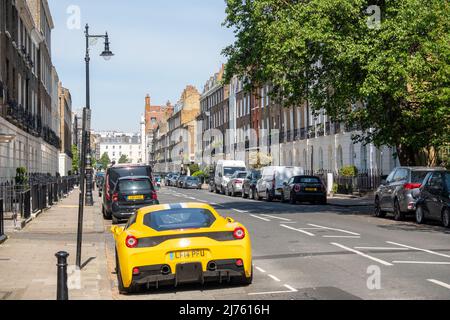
left=0, top=190, right=112, bottom=300
left=327, top=193, right=375, bottom=207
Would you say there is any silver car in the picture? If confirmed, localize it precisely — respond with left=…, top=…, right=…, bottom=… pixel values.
left=225, top=171, right=247, bottom=197
left=374, top=167, right=446, bottom=220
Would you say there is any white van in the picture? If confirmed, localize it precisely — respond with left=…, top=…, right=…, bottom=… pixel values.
left=256, top=166, right=304, bottom=201
left=213, top=160, right=247, bottom=194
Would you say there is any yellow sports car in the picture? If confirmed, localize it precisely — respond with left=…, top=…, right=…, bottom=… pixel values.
left=111, top=202, right=252, bottom=294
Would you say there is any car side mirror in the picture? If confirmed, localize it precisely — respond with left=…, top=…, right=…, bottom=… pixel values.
left=226, top=217, right=235, bottom=223
left=111, top=226, right=124, bottom=236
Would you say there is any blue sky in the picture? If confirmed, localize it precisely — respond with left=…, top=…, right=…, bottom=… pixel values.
left=48, top=0, right=234, bottom=132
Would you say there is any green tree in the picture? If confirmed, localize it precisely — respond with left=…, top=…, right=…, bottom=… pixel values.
left=71, top=144, right=79, bottom=173
left=223, top=0, right=450, bottom=166
left=99, top=152, right=111, bottom=169
left=118, top=154, right=129, bottom=164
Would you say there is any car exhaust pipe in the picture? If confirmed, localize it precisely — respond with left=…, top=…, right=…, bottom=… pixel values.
left=161, top=265, right=171, bottom=275
left=207, top=261, right=217, bottom=271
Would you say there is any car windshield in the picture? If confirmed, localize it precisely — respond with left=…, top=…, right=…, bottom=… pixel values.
left=411, top=171, right=430, bottom=184
left=187, top=177, right=199, bottom=181
left=253, top=172, right=261, bottom=179
left=117, top=178, right=152, bottom=192
left=445, top=173, right=450, bottom=191
left=144, top=208, right=216, bottom=231
left=224, top=167, right=246, bottom=176
left=295, top=177, right=321, bottom=183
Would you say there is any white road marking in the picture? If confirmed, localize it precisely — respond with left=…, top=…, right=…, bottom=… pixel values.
left=427, top=279, right=450, bottom=290
left=323, top=236, right=361, bottom=239
left=248, top=284, right=297, bottom=296
left=249, top=214, right=271, bottom=222
left=255, top=266, right=266, bottom=273
left=261, top=214, right=291, bottom=221
left=331, top=243, right=393, bottom=266
left=268, top=274, right=281, bottom=282
left=354, top=247, right=409, bottom=251
left=280, top=224, right=315, bottom=237
left=188, top=197, right=196, bottom=200
left=233, top=209, right=249, bottom=213
left=308, top=224, right=360, bottom=236
left=387, top=241, right=450, bottom=259
left=283, top=284, right=298, bottom=292
left=393, top=261, right=450, bottom=265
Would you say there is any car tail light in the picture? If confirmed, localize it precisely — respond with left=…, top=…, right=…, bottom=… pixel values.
left=404, top=183, right=422, bottom=190
left=132, top=267, right=140, bottom=275
left=233, top=227, right=245, bottom=240
left=151, top=191, right=158, bottom=200
left=112, top=192, right=119, bottom=202
left=294, top=184, right=301, bottom=192
left=236, top=259, right=244, bottom=267
left=126, top=235, right=138, bottom=248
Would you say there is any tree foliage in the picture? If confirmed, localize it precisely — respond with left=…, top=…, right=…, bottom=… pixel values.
left=223, top=0, right=450, bottom=165
left=118, top=154, right=129, bottom=164
left=99, top=152, right=111, bottom=169
left=72, top=144, right=79, bottom=173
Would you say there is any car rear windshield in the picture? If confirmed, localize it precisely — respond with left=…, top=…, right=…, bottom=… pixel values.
left=236, top=173, right=247, bottom=178
left=144, top=208, right=216, bottom=231
left=117, top=179, right=152, bottom=192
left=410, top=171, right=430, bottom=184
left=294, top=177, right=321, bottom=183
left=110, top=166, right=152, bottom=181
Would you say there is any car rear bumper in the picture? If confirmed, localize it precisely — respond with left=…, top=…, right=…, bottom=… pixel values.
left=131, top=259, right=245, bottom=287
left=294, top=192, right=327, bottom=202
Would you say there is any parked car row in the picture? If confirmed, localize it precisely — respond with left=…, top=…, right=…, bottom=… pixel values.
left=209, top=161, right=328, bottom=205
left=165, top=173, right=202, bottom=190
left=374, top=167, right=449, bottom=228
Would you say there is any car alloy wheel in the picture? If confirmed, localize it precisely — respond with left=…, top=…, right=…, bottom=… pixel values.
left=290, top=192, right=296, bottom=205
left=280, top=191, right=286, bottom=203
left=394, top=199, right=404, bottom=221
left=442, top=209, right=450, bottom=228
left=374, top=198, right=386, bottom=218
left=415, top=205, right=425, bottom=224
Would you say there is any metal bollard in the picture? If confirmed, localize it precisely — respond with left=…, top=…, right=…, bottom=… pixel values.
left=55, top=251, right=69, bottom=300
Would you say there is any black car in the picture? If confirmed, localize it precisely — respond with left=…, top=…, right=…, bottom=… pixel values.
left=111, top=176, right=159, bottom=225
left=182, top=176, right=202, bottom=189
left=415, top=170, right=450, bottom=228
left=242, top=170, right=261, bottom=199
left=102, top=164, right=154, bottom=220
left=281, top=175, right=327, bottom=205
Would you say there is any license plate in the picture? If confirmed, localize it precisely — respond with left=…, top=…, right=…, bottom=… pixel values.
left=128, top=195, right=144, bottom=201
left=170, top=249, right=206, bottom=260
left=305, top=188, right=317, bottom=192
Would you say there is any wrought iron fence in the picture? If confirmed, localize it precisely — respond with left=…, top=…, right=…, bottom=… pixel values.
left=0, top=175, right=79, bottom=221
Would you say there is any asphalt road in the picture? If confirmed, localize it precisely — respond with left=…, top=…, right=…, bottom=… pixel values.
left=103, top=186, right=450, bottom=300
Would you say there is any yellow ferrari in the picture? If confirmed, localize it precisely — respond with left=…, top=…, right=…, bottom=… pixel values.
left=111, top=202, right=253, bottom=294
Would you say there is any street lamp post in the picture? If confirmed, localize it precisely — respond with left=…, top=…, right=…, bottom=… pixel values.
left=76, top=24, right=113, bottom=269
